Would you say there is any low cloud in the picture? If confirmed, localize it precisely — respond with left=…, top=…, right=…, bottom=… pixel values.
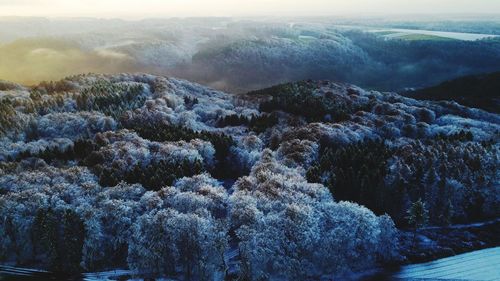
left=0, top=38, right=142, bottom=85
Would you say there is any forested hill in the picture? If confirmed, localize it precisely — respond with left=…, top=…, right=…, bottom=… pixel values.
left=0, top=74, right=498, bottom=280
left=405, top=71, right=500, bottom=113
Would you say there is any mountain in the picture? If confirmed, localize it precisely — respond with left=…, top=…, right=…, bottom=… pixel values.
left=0, top=74, right=498, bottom=279
left=405, top=71, right=500, bottom=113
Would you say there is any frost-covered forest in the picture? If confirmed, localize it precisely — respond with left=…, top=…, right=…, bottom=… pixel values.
left=0, top=73, right=498, bottom=280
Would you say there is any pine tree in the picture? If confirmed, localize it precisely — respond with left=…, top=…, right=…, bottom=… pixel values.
left=406, top=199, right=429, bottom=247
left=407, top=198, right=429, bottom=230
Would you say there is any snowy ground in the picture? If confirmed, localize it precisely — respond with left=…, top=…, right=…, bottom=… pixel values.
left=334, top=24, right=499, bottom=41
left=421, top=218, right=500, bottom=231
left=369, top=28, right=498, bottom=41
left=83, top=269, right=135, bottom=281
left=394, top=247, right=500, bottom=280
left=2, top=247, right=500, bottom=280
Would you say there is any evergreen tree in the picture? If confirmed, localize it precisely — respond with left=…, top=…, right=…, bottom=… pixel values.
left=407, top=198, right=429, bottom=230
left=406, top=199, right=429, bottom=247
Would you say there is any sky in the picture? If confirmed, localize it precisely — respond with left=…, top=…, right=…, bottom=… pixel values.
left=0, top=0, right=499, bottom=18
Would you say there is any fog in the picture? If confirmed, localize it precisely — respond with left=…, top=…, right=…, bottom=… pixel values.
left=0, top=17, right=499, bottom=92
left=1, top=2, right=500, bottom=92
left=1, top=0, right=500, bottom=18
left=0, top=38, right=144, bottom=84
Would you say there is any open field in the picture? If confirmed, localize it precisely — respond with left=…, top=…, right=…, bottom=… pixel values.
left=372, top=28, right=498, bottom=41
left=394, top=247, right=500, bottom=280
left=395, top=34, right=459, bottom=41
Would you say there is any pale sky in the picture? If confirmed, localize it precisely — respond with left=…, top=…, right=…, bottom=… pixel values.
left=0, top=0, right=499, bottom=18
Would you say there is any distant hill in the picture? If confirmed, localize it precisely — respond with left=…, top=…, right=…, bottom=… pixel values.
left=405, top=72, right=500, bottom=113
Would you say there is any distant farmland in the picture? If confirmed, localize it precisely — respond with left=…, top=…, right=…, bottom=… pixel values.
left=394, top=247, right=500, bottom=280
left=370, top=28, right=499, bottom=41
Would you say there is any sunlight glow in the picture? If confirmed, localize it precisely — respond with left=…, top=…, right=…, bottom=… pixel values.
left=0, top=0, right=499, bottom=18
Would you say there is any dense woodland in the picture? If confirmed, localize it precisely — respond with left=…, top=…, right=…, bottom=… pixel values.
left=0, top=74, right=498, bottom=280
left=406, top=71, right=500, bottom=113
left=184, top=28, right=500, bottom=92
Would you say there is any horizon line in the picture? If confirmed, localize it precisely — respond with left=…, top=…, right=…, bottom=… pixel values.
left=1, top=12, right=500, bottom=21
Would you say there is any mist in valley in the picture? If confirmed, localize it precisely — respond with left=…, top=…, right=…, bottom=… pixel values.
left=1, top=16, right=499, bottom=93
